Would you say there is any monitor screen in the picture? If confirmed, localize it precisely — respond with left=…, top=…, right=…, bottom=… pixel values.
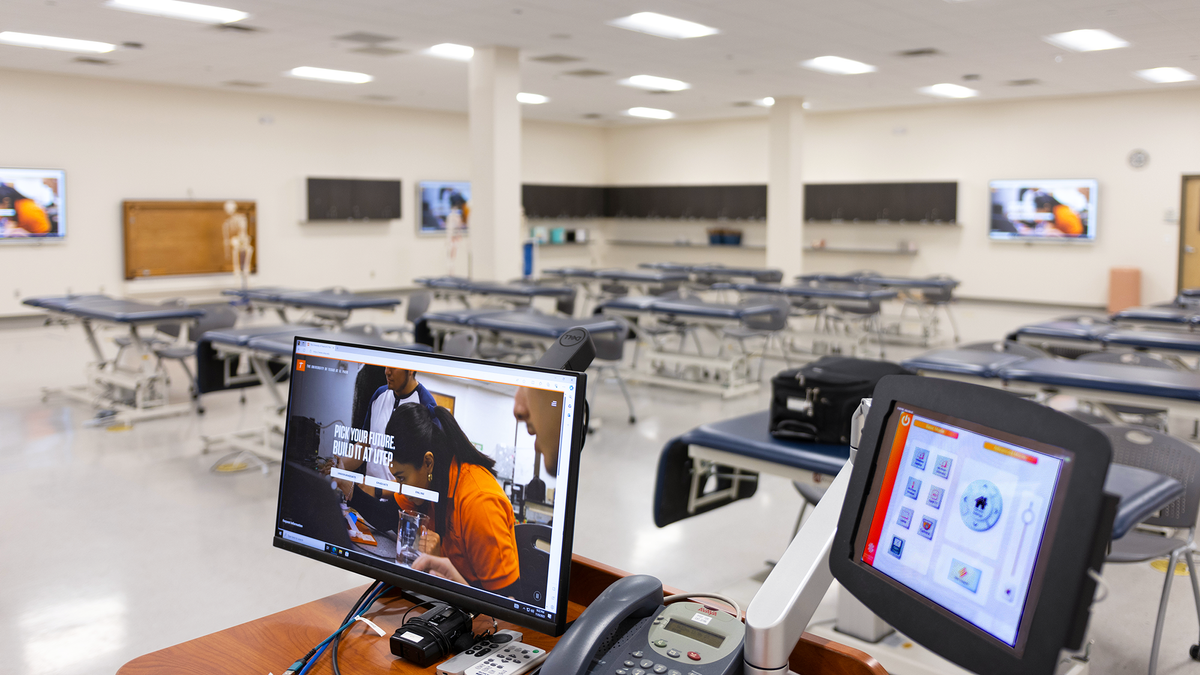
left=989, top=179, right=1097, bottom=242
left=854, top=402, right=1072, bottom=652
left=419, top=181, right=470, bottom=234
left=273, top=337, right=585, bottom=635
left=0, top=167, right=65, bottom=241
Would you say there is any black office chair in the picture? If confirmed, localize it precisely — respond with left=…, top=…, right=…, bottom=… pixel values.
left=514, top=523, right=553, bottom=605
left=1096, top=424, right=1200, bottom=675
left=720, top=295, right=791, bottom=381
left=153, top=302, right=238, bottom=414
left=380, top=291, right=432, bottom=341
left=591, top=318, right=636, bottom=424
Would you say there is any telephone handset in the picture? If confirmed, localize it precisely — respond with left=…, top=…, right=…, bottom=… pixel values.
left=541, top=575, right=745, bottom=675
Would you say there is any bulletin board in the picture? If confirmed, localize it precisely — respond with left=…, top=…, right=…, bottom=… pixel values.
left=123, top=200, right=257, bottom=279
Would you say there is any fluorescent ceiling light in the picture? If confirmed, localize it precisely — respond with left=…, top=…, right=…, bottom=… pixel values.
left=517, top=92, right=549, bottom=104
left=105, top=0, right=247, bottom=24
left=287, top=67, right=373, bottom=84
left=800, top=55, right=876, bottom=75
left=754, top=97, right=775, bottom=107
left=1135, top=67, right=1196, bottom=84
left=0, top=31, right=115, bottom=53
left=1043, top=29, right=1129, bottom=52
left=918, top=83, right=979, bottom=99
left=607, top=12, right=719, bottom=39
left=427, top=43, right=474, bottom=61
left=626, top=107, right=675, bottom=120
left=618, top=74, right=690, bottom=91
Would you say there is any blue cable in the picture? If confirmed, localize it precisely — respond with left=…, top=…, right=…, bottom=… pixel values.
left=295, top=584, right=391, bottom=675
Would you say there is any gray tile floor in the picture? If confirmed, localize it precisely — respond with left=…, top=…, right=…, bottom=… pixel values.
left=1, top=301, right=1198, bottom=675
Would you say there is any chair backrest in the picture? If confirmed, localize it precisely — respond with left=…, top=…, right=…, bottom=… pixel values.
left=406, top=291, right=432, bottom=323
left=742, top=295, right=790, bottom=331
left=441, top=330, right=478, bottom=357
left=1097, top=424, right=1200, bottom=529
left=514, top=522, right=553, bottom=605
left=960, top=340, right=1049, bottom=359
left=555, top=292, right=577, bottom=317
left=1079, top=350, right=1179, bottom=370
left=193, top=303, right=238, bottom=336
left=592, top=317, right=630, bottom=362
left=155, top=298, right=189, bottom=338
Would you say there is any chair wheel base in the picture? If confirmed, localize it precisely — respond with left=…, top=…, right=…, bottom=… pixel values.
left=197, top=407, right=206, bottom=415
left=1189, top=644, right=1200, bottom=661
left=629, top=416, right=637, bottom=424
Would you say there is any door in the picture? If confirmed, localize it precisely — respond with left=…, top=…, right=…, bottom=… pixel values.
left=1179, top=176, right=1200, bottom=291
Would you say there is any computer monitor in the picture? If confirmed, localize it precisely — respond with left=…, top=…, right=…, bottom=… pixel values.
left=273, top=336, right=587, bottom=636
left=831, top=376, right=1115, bottom=675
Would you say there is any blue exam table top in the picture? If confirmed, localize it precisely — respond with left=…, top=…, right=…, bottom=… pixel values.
left=638, top=263, right=784, bottom=283
left=901, top=349, right=1032, bottom=378
left=1102, top=328, right=1200, bottom=353
left=594, top=269, right=690, bottom=283
left=222, top=288, right=400, bottom=310
left=24, top=294, right=205, bottom=323
left=1012, top=319, right=1113, bottom=341
left=541, top=267, right=600, bottom=279
left=1111, top=306, right=1200, bottom=325
left=416, top=277, right=574, bottom=298
left=202, top=324, right=316, bottom=347
left=245, top=329, right=429, bottom=358
left=657, top=410, right=1179, bottom=539
left=469, top=311, right=624, bottom=338
left=717, top=283, right=899, bottom=301
left=1181, top=289, right=1200, bottom=298
left=421, top=308, right=513, bottom=326
left=1000, top=358, right=1200, bottom=402
left=600, top=296, right=777, bottom=320
left=796, top=274, right=960, bottom=290
left=415, top=276, right=474, bottom=290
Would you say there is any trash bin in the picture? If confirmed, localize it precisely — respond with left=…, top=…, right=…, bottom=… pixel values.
left=1108, top=267, right=1141, bottom=314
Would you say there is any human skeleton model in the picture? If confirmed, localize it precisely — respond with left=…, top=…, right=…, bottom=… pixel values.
left=222, top=200, right=253, bottom=291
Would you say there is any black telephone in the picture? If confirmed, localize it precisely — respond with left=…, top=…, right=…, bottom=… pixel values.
left=541, top=576, right=745, bottom=675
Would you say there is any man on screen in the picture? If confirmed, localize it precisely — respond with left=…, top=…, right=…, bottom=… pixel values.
left=0, top=184, right=52, bottom=236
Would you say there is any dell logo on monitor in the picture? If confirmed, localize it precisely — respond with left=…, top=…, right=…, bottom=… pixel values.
left=560, top=330, right=585, bottom=345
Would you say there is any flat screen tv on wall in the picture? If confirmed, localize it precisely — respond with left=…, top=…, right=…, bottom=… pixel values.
left=0, top=168, right=65, bottom=242
left=419, top=181, right=470, bottom=234
left=989, top=179, right=1097, bottom=242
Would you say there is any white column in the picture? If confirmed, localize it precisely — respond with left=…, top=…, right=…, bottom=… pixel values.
left=767, top=96, right=805, bottom=279
left=468, top=46, right=522, bottom=281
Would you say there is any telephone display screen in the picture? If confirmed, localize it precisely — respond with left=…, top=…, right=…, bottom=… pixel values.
left=664, top=619, right=725, bottom=648
left=855, top=403, right=1073, bottom=652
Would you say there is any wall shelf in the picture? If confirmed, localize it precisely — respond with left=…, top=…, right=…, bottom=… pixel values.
left=803, top=246, right=918, bottom=256
left=608, top=240, right=767, bottom=251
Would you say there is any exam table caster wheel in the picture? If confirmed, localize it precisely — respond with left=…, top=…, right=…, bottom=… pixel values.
left=629, top=416, right=636, bottom=424
left=1189, top=644, right=1200, bottom=661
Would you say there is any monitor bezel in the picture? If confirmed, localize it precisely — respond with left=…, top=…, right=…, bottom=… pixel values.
left=830, top=375, right=1112, bottom=675
left=0, top=166, right=67, bottom=244
left=272, top=336, right=588, bottom=637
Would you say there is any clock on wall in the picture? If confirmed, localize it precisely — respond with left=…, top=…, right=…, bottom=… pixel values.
left=1128, top=149, right=1149, bottom=169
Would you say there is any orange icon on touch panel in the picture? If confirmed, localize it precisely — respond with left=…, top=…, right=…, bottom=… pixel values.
left=900, top=413, right=912, bottom=427
left=296, top=360, right=306, bottom=371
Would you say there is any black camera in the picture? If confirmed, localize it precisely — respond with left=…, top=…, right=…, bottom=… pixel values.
left=390, top=602, right=475, bottom=667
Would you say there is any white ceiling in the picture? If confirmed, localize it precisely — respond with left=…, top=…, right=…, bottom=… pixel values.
left=3, top=0, right=1200, bottom=125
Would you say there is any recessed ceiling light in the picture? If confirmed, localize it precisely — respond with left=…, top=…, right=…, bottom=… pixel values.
left=607, top=12, right=719, bottom=40
left=1135, top=67, right=1196, bottom=84
left=0, top=31, right=115, bottom=53
left=286, top=66, right=373, bottom=84
left=918, top=83, right=979, bottom=98
left=626, top=107, right=675, bottom=120
left=105, top=0, right=247, bottom=24
left=427, top=43, right=474, bottom=61
left=754, top=97, right=775, bottom=107
left=618, top=74, right=690, bottom=92
left=517, top=92, right=549, bottom=104
left=1043, top=29, right=1128, bottom=52
left=800, top=56, right=876, bottom=75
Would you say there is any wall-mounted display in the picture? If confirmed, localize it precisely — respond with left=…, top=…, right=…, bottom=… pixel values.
left=0, top=167, right=65, bottom=241
left=419, top=180, right=470, bottom=234
left=306, top=178, right=400, bottom=221
left=522, top=184, right=766, bottom=220
left=989, top=179, right=1097, bottom=242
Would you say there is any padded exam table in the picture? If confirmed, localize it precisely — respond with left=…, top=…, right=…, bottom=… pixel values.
left=654, top=410, right=1183, bottom=542
left=1011, top=318, right=1200, bottom=364
left=222, top=287, right=400, bottom=328
left=638, top=263, right=784, bottom=284
left=415, top=276, right=575, bottom=309
left=24, top=294, right=205, bottom=424
left=902, top=348, right=1200, bottom=430
left=417, top=308, right=622, bottom=356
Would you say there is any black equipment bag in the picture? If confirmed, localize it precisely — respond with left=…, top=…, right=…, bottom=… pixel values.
left=770, top=356, right=913, bottom=444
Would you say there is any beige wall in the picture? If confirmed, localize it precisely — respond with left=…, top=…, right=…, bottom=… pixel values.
left=0, top=68, right=605, bottom=316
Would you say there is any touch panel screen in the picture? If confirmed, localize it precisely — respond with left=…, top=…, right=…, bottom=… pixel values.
left=856, top=403, right=1071, bottom=650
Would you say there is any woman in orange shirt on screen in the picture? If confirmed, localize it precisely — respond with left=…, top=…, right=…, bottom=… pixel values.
left=387, top=402, right=520, bottom=595
left=1034, top=193, right=1084, bottom=237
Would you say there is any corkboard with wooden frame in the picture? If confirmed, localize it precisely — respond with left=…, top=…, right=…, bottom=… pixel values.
left=123, top=200, right=257, bottom=279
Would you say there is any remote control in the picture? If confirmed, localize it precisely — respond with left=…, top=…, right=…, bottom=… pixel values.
left=436, top=629, right=524, bottom=675
left=464, top=642, right=548, bottom=675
